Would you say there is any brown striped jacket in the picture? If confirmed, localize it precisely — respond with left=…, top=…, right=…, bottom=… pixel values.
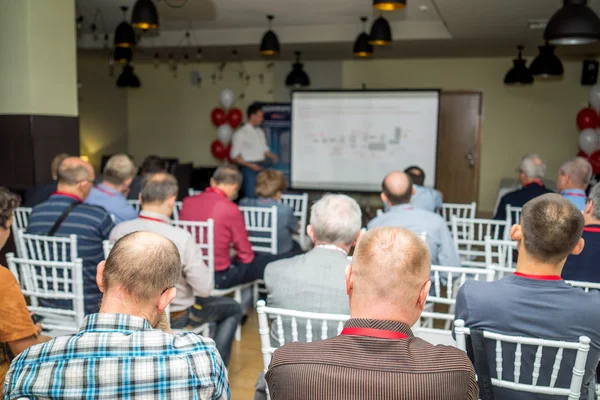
left=266, top=318, right=478, bottom=400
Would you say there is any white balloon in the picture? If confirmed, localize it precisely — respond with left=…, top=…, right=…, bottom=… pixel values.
left=578, top=128, right=600, bottom=155
left=220, top=88, right=235, bottom=110
left=589, top=84, right=600, bottom=112
left=217, top=124, right=233, bottom=145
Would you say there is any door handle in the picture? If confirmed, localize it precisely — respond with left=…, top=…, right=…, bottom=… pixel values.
left=466, top=152, right=475, bottom=168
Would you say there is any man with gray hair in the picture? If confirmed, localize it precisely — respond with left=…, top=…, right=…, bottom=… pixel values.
left=86, top=154, right=139, bottom=223
left=4, top=231, right=230, bottom=399
left=494, top=153, right=553, bottom=221
left=557, top=156, right=593, bottom=211
left=563, top=182, right=600, bottom=282
left=264, top=194, right=362, bottom=340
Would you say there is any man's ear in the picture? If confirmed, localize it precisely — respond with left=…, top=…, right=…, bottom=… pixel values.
left=157, top=287, right=176, bottom=314
left=412, top=186, right=417, bottom=195
left=380, top=192, right=389, bottom=206
left=307, top=224, right=316, bottom=244
left=417, top=280, right=431, bottom=311
left=345, top=263, right=354, bottom=297
left=167, top=195, right=176, bottom=209
left=352, top=229, right=363, bottom=247
left=572, top=238, right=585, bottom=256
left=584, top=200, right=594, bottom=216
left=96, top=261, right=106, bottom=293
left=510, top=224, right=522, bottom=241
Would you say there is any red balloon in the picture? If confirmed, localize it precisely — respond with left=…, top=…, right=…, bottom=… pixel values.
left=589, top=149, right=600, bottom=175
left=226, top=108, right=243, bottom=129
left=576, top=108, right=599, bottom=130
left=210, top=140, right=228, bottom=160
left=211, top=108, right=227, bottom=127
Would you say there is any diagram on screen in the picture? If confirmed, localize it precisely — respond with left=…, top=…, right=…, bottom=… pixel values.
left=309, top=127, right=406, bottom=158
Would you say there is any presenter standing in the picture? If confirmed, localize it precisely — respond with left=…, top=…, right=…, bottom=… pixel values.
left=230, top=104, right=278, bottom=198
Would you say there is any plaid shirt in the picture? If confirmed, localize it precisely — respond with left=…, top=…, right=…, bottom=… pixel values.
left=3, top=313, right=229, bottom=400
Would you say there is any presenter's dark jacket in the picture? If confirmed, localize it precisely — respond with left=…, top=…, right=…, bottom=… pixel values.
left=563, top=224, right=600, bottom=283
left=494, top=182, right=553, bottom=221
left=265, top=318, right=478, bottom=400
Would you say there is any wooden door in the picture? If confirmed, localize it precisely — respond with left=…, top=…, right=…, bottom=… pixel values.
left=435, top=91, right=482, bottom=204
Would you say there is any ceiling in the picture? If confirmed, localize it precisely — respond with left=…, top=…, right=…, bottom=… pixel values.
left=76, top=0, right=600, bottom=60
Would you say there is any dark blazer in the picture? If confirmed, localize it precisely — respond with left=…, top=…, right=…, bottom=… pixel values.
left=266, top=318, right=478, bottom=400
left=494, top=182, right=553, bottom=221
left=24, top=181, right=57, bottom=207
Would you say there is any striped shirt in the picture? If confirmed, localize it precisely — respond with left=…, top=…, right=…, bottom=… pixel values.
left=3, top=313, right=230, bottom=399
left=26, top=193, right=114, bottom=315
left=266, top=318, right=478, bottom=400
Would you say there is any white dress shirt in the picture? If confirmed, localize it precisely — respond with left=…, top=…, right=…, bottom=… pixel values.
left=230, top=122, right=269, bottom=162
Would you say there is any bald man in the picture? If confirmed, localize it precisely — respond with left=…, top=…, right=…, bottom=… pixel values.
left=368, top=171, right=460, bottom=267
left=266, top=227, right=477, bottom=399
left=4, top=232, right=229, bottom=400
left=27, top=157, right=115, bottom=315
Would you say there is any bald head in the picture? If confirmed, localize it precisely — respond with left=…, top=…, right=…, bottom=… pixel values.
left=103, top=231, right=181, bottom=303
left=382, top=171, right=413, bottom=206
left=348, top=227, right=431, bottom=322
left=57, top=157, right=94, bottom=185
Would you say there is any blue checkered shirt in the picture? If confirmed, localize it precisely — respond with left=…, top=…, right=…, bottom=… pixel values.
left=3, top=313, right=230, bottom=400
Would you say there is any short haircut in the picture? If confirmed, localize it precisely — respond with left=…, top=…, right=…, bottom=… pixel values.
left=103, top=154, right=138, bottom=186
left=0, top=187, right=20, bottom=229
left=310, top=194, right=362, bottom=246
left=404, top=166, right=425, bottom=186
left=212, top=165, right=242, bottom=186
left=247, top=103, right=263, bottom=119
left=255, top=170, right=287, bottom=198
left=520, top=154, right=547, bottom=180
left=382, top=174, right=413, bottom=205
left=560, top=157, right=593, bottom=189
left=103, top=231, right=182, bottom=302
left=140, top=155, right=167, bottom=175
left=521, top=193, right=584, bottom=263
left=57, top=159, right=92, bottom=185
left=141, top=172, right=178, bottom=204
left=587, top=183, right=600, bottom=220
left=51, top=153, right=70, bottom=179
left=353, top=227, right=430, bottom=309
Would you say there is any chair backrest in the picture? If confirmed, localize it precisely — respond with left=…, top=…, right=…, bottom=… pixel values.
left=278, top=193, right=309, bottom=247
left=7, top=252, right=85, bottom=334
left=485, top=236, right=518, bottom=279
left=17, top=230, right=78, bottom=262
left=454, top=319, right=591, bottom=399
left=188, top=188, right=202, bottom=197
left=506, top=204, right=523, bottom=227
left=239, top=205, right=278, bottom=254
left=440, top=202, right=477, bottom=230
left=127, top=199, right=141, bottom=212
left=172, top=201, right=183, bottom=221
left=418, top=265, right=494, bottom=345
left=172, top=219, right=215, bottom=271
left=12, top=207, right=33, bottom=257
left=256, top=300, right=349, bottom=371
left=567, top=280, right=600, bottom=293
left=102, top=240, right=112, bottom=260
left=451, top=216, right=509, bottom=268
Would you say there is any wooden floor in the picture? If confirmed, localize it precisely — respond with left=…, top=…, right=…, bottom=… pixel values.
left=228, top=310, right=264, bottom=399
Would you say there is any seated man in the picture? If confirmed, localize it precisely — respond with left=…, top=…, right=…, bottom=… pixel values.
left=266, top=227, right=477, bottom=399
left=0, top=187, right=50, bottom=398
left=4, top=231, right=229, bottom=399
left=180, top=165, right=273, bottom=289
left=455, top=194, right=600, bottom=399
left=27, top=157, right=115, bottom=315
left=86, top=154, right=138, bottom=223
left=239, top=169, right=302, bottom=257
left=368, top=171, right=460, bottom=267
left=404, top=165, right=443, bottom=212
left=558, top=156, right=593, bottom=211
left=494, top=153, right=553, bottom=221
left=127, top=155, right=167, bottom=200
left=110, top=172, right=242, bottom=366
left=563, top=182, right=600, bottom=282
left=24, top=153, right=69, bottom=207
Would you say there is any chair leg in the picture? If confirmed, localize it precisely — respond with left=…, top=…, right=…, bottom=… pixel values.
left=234, top=288, right=242, bottom=342
left=253, top=282, right=259, bottom=307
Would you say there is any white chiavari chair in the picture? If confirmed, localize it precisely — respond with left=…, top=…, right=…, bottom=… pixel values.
left=240, top=205, right=278, bottom=255
left=451, top=217, right=509, bottom=268
left=278, top=193, right=309, bottom=250
left=506, top=205, right=523, bottom=228
left=172, top=201, right=183, bottom=221
left=12, top=207, right=32, bottom=257
left=188, top=188, right=202, bottom=197
left=127, top=199, right=141, bottom=213
left=566, top=280, right=600, bottom=293
left=485, top=236, right=518, bottom=280
left=440, top=202, right=477, bottom=232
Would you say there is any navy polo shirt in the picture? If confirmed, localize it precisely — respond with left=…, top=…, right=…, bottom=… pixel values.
left=494, top=182, right=554, bottom=221
left=563, top=224, right=600, bottom=283
left=26, top=192, right=115, bottom=314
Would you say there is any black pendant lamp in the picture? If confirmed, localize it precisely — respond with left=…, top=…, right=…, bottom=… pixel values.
left=117, top=64, right=141, bottom=88
left=260, top=15, right=280, bottom=56
left=373, top=0, right=406, bottom=11
left=131, top=0, right=159, bottom=31
left=529, top=43, right=564, bottom=78
left=504, top=46, right=534, bottom=85
left=544, top=0, right=600, bottom=45
left=353, top=17, right=373, bottom=57
left=113, top=47, right=133, bottom=64
left=114, top=6, right=136, bottom=48
left=369, top=16, right=392, bottom=46
left=285, top=51, right=310, bottom=87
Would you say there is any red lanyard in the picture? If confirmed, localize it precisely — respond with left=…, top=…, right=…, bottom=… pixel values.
left=584, top=227, right=600, bottom=233
left=563, top=191, right=586, bottom=198
left=52, top=192, right=83, bottom=203
left=139, top=215, right=168, bottom=224
left=524, top=180, right=543, bottom=187
left=341, top=327, right=408, bottom=339
left=205, top=187, right=227, bottom=198
left=513, top=272, right=562, bottom=281
left=95, top=186, right=117, bottom=197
